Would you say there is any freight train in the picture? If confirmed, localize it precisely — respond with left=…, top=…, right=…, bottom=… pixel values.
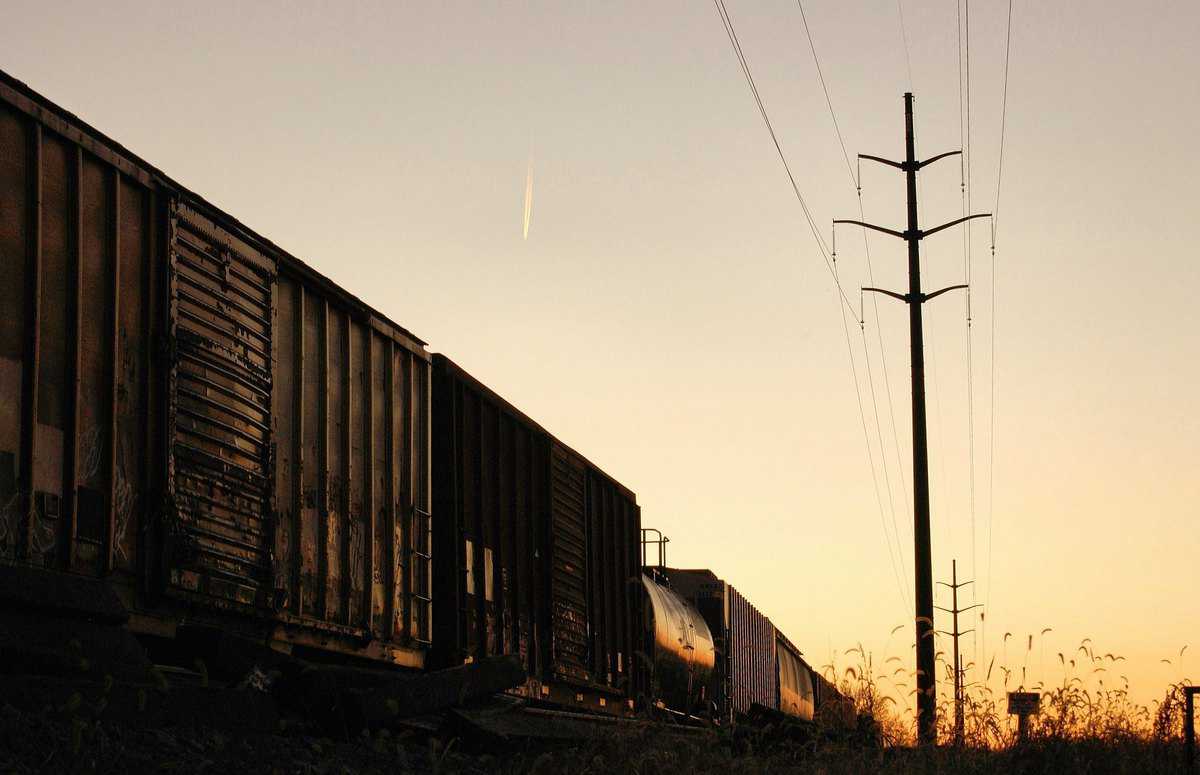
left=0, top=68, right=848, bottom=726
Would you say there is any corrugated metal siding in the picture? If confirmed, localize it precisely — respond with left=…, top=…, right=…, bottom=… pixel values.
left=167, top=201, right=275, bottom=607
left=549, top=443, right=588, bottom=682
left=0, top=100, right=159, bottom=577
left=0, top=71, right=433, bottom=665
left=586, top=468, right=638, bottom=689
left=272, top=274, right=431, bottom=646
left=727, top=585, right=777, bottom=717
left=432, top=364, right=551, bottom=677
left=431, top=356, right=639, bottom=699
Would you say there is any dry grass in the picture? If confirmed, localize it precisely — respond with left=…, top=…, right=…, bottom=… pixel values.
left=821, top=630, right=1193, bottom=753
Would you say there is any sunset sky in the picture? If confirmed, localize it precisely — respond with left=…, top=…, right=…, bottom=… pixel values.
left=3, top=1, right=1195, bottom=710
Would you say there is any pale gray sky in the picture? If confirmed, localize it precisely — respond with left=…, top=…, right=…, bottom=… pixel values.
left=4, top=0, right=1197, bottom=706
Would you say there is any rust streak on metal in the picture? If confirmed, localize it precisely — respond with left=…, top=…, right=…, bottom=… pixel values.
left=19, top=121, right=42, bottom=561
left=63, top=145, right=82, bottom=569
left=291, top=282, right=304, bottom=615
left=104, top=166, right=120, bottom=575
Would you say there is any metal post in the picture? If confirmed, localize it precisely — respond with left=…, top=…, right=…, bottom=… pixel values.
left=937, top=559, right=979, bottom=747
left=1186, top=686, right=1197, bottom=774
left=901, top=92, right=938, bottom=747
left=835, top=93, right=990, bottom=746
left=951, top=561, right=961, bottom=744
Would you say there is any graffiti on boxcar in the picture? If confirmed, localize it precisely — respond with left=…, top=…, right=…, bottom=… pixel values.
left=78, top=426, right=103, bottom=483
left=28, top=496, right=56, bottom=562
left=273, top=508, right=291, bottom=608
left=372, top=506, right=385, bottom=586
left=0, top=491, right=24, bottom=560
left=348, top=511, right=364, bottom=593
left=394, top=543, right=406, bottom=637
left=112, top=461, right=133, bottom=564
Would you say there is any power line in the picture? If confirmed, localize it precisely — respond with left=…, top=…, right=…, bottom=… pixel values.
left=896, top=0, right=915, bottom=92
left=844, top=288, right=911, bottom=613
left=796, top=0, right=912, bottom=588
left=964, top=0, right=977, bottom=595
left=795, top=0, right=855, bottom=185
left=712, top=0, right=857, bottom=319
left=986, top=0, right=1014, bottom=668
left=993, top=0, right=1014, bottom=239
left=713, top=0, right=911, bottom=610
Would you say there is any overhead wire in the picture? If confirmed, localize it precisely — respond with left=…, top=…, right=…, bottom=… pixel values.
left=797, top=0, right=912, bottom=597
left=986, top=0, right=1015, bottom=673
left=961, top=0, right=977, bottom=592
left=713, top=0, right=911, bottom=610
left=896, top=0, right=915, bottom=92
left=712, top=0, right=858, bottom=319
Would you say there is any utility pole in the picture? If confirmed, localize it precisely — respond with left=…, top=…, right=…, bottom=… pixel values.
left=835, top=93, right=990, bottom=746
left=937, top=559, right=981, bottom=747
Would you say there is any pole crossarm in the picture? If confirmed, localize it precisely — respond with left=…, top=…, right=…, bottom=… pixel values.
left=858, top=149, right=961, bottom=173
left=858, top=152, right=904, bottom=170
left=922, top=284, right=968, bottom=302
left=834, top=214, right=991, bottom=243
left=862, top=287, right=910, bottom=304
left=921, top=212, right=992, bottom=239
left=918, top=150, right=962, bottom=169
left=833, top=218, right=906, bottom=240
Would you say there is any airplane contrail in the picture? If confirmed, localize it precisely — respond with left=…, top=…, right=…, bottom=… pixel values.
left=522, top=159, right=533, bottom=240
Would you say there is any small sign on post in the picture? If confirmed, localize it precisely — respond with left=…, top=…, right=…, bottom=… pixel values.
left=1007, top=691, right=1041, bottom=742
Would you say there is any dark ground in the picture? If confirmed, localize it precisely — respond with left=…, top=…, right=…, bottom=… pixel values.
left=0, top=701, right=1189, bottom=775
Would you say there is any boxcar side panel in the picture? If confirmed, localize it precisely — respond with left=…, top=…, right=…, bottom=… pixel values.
left=273, top=276, right=297, bottom=610
left=72, top=156, right=113, bottom=575
left=32, top=132, right=71, bottom=567
left=409, top=352, right=431, bottom=645
left=115, top=178, right=149, bottom=575
left=0, top=104, right=156, bottom=578
left=392, top=344, right=411, bottom=642
left=728, top=585, right=777, bottom=717
left=431, top=355, right=638, bottom=705
left=272, top=269, right=430, bottom=660
left=368, top=332, right=387, bottom=638
left=0, top=104, right=28, bottom=536
left=549, top=443, right=588, bottom=683
left=0, top=70, right=432, bottom=668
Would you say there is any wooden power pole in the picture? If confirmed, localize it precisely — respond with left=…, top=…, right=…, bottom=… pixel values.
left=835, top=93, right=990, bottom=746
left=937, top=559, right=981, bottom=746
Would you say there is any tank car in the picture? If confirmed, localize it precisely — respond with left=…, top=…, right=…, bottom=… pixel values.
left=649, top=564, right=850, bottom=725
left=640, top=570, right=717, bottom=716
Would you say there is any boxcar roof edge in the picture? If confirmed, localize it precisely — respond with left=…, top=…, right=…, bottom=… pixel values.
left=0, top=67, right=428, bottom=356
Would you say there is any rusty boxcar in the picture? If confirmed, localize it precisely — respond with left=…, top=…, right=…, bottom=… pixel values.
left=430, top=354, right=641, bottom=713
left=0, top=69, right=431, bottom=668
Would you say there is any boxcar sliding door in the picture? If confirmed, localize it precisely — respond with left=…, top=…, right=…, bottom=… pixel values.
left=165, top=200, right=276, bottom=611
